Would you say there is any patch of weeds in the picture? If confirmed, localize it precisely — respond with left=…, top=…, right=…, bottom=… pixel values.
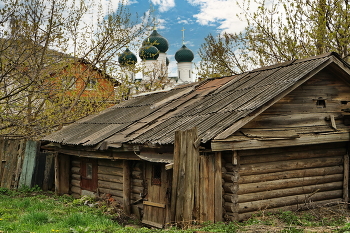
left=281, top=227, right=303, bottom=233
left=21, top=211, right=50, bottom=225
left=0, top=187, right=16, bottom=196
left=339, top=222, right=350, bottom=233
left=18, top=185, right=42, bottom=193
left=277, top=211, right=301, bottom=225
left=195, top=221, right=239, bottom=232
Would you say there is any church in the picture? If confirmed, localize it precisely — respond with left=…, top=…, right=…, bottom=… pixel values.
left=118, top=28, right=195, bottom=85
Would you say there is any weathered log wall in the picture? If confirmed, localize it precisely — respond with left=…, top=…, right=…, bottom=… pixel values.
left=243, top=69, right=350, bottom=130
left=70, top=157, right=81, bottom=198
left=69, top=157, right=145, bottom=217
left=222, top=143, right=346, bottom=221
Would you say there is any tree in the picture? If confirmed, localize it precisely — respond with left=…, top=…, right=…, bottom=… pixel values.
left=0, top=0, right=153, bottom=138
left=197, top=0, right=350, bottom=78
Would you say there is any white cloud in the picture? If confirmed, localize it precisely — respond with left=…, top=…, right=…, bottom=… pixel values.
left=187, top=0, right=259, bottom=34
left=151, top=0, right=175, bottom=12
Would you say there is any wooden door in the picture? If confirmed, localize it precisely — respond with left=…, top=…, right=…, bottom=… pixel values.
left=142, top=163, right=169, bottom=228
left=80, top=158, right=98, bottom=192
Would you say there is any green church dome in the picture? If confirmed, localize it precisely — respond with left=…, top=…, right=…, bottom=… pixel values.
left=118, top=48, right=137, bottom=65
left=143, top=30, right=169, bottom=53
left=139, top=44, right=159, bottom=60
left=175, top=45, right=194, bottom=62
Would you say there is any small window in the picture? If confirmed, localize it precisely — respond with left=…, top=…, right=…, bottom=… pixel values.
left=316, top=98, right=326, bottom=108
left=86, top=163, right=93, bottom=179
left=151, top=164, right=162, bottom=185
left=62, top=76, right=76, bottom=89
left=86, top=78, right=97, bottom=90
left=341, top=101, right=349, bottom=105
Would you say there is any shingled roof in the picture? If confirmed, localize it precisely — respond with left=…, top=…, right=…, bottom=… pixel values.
left=42, top=52, right=350, bottom=148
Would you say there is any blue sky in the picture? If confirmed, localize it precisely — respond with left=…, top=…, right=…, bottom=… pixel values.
left=125, top=0, right=250, bottom=77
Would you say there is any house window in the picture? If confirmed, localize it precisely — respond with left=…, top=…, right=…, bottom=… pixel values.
left=62, top=76, right=76, bottom=89
left=316, top=98, right=326, bottom=108
left=86, top=163, right=93, bottom=179
left=151, top=164, right=162, bottom=185
left=86, top=78, right=97, bottom=90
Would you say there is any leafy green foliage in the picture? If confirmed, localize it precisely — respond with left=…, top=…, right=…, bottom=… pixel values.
left=198, top=0, right=350, bottom=79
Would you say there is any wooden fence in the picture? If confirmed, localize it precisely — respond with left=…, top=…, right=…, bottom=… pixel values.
left=0, top=137, right=55, bottom=190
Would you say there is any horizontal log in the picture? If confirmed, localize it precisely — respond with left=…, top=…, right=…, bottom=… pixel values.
left=99, top=173, right=123, bottom=183
left=132, top=179, right=144, bottom=187
left=224, top=212, right=239, bottom=222
left=132, top=186, right=143, bottom=195
left=238, top=190, right=342, bottom=213
left=239, top=166, right=343, bottom=184
left=223, top=194, right=238, bottom=204
left=238, top=198, right=343, bottom=221
left=225, top=164, right=239, bottom=173
left=238, top=181, right=343, bottom=203
left=71, top=185, right=81, bottom=195
left=131, top=193, right=143, bottom=201
left=223, top=183, right=239, bottom=194
left=71, top=167, right=80, bottom=175
left=240, top=147, right=346, bottom=165
left=98, top=159, right=123, bottom=168
left=223, top=172, right=239, bottom=183
left=71, top=160, right=80, bottom=167
left=132, top=170, right=143, bottom=179
left=238, top=174, right=343, bottom=195
left=224, top=202, right=238, bottom=213
left=71, top=179, right=80, bottom=187
left=98, top=166, right=123, bottom=176
left=72, top=174, right=80, bottom=181
left=98, top=187, right=123, bottom=198
left=98, top=180, right=123, bottom=191
left=239, top=157, right=343, bottom=176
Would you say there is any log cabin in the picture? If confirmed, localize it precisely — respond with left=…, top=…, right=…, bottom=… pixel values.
left=42, top=52, right=350, bottom=227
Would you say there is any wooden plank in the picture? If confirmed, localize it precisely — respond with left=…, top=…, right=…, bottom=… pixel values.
left=343, top=153, right=349, bottom=203
left=142, top=219, right=163, bottom=228
left=143, top=201, right=166, bottom=208
left=123, top=160, right=131, bottom=215
left=214, top=152, right=223, bottom=222
left=18, top=140, right=39, bottom=188
left=212, top=131, right=350, bottom=151
left=99, top=187, right=123, bottom=198
left=42, top=152, right=55, bottom=191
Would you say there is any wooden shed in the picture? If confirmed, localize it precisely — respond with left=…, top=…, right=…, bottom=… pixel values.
left=43, top=52, right=350, bottom=227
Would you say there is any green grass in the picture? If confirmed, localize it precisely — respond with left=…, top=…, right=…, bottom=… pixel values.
left=0, top=188, right=350, bottom=232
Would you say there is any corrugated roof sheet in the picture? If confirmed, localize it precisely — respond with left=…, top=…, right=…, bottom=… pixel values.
left=42, top=53, right=349, bottom=147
